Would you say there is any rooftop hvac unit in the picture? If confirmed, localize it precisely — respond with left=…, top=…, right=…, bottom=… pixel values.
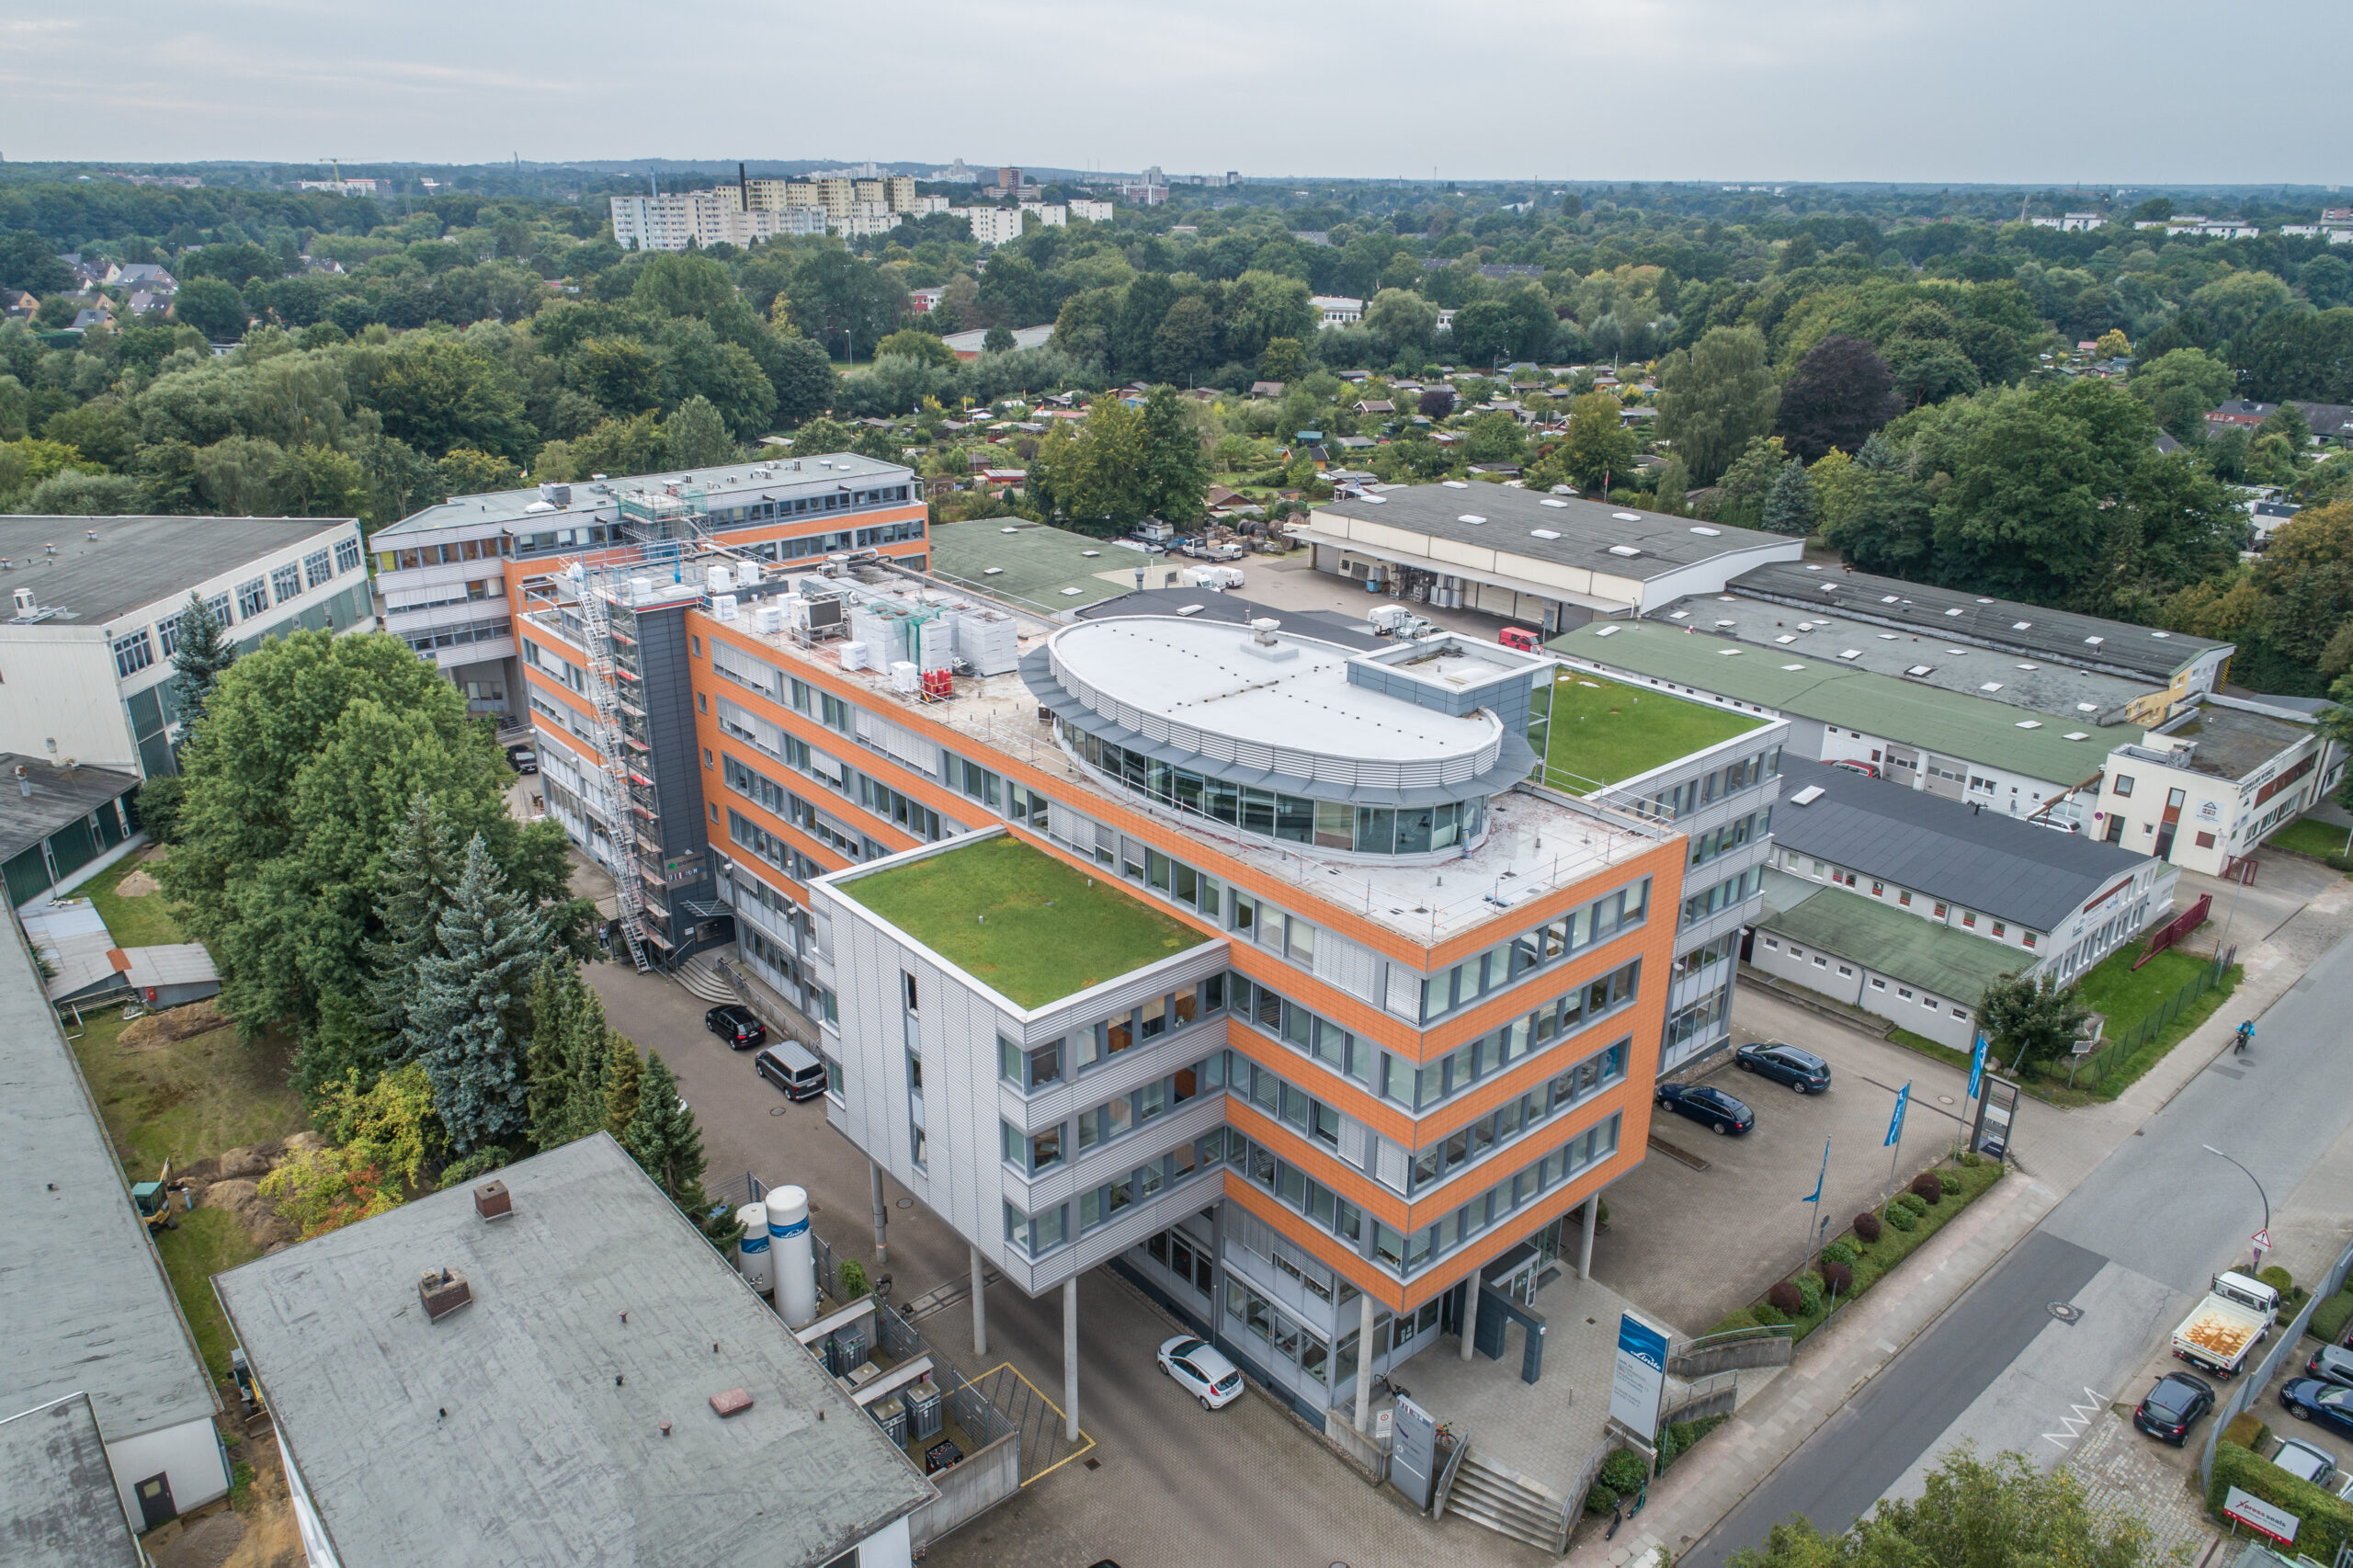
left=905, top=1382, right=944, bottom=1441
left=870, top=1395, right=908, bottom=1447
left=802, top=596, right=844, bottom=631
left=825, top=1324, right=871, bottom=1378
left=538, top=482, right=571, bottom=507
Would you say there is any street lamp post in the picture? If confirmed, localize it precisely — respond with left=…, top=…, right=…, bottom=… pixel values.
left=2203, top=1143, right=2271, bottom=1272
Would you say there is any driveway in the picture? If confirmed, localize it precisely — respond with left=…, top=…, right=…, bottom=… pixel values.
left=1594, top=988, right=1976, bottom=1335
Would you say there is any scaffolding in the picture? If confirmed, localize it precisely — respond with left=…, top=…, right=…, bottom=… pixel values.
left=572, top=563, right=657, bottom=972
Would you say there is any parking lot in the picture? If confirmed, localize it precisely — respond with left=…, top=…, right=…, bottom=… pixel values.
left=1594, top=986, right=1981, bottom=1335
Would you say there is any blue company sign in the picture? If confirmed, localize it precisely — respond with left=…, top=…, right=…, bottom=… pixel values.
left=1968, top=1034, right=1988, bottom=1101
left=1608, top=1311, right=1673, bottom=1440
left=1884, top=1082, right=1911, bottom=1148
left=741, top=1233, right=771, bottom=1253
left=772, top=1215, right=810, bottom=1240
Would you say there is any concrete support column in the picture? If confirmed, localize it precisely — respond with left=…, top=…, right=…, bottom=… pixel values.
left=1063, top=1276, right=1081, bottom=1441
left=970, top=1245, right=987, bottom=1358
left=1460, top=1276, right=1481, bottom=1361
left=869, top=1161, right=889, bottom=1265
left=1353, top=1290, right=1377, bottom=1434
left=1579, top=1197, right=1598, bottom=1280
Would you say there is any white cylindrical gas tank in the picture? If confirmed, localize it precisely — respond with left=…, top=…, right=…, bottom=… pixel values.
left=768, top=1185, right=817, bottom=1327
left=735, top=1202, right=773, bottom=1295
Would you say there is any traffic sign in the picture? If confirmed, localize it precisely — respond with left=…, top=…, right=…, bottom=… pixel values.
left=2254, top=1229, right=2273, bottom=1251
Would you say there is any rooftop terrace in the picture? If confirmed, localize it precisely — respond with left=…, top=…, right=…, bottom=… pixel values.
left=832, top=834, right=1204, bottom=1008
left=1540, top=670, right=1765, bottom=795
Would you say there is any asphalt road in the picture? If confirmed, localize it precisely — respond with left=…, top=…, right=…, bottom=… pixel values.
left=1686, top=920, right=2353, bottom=1566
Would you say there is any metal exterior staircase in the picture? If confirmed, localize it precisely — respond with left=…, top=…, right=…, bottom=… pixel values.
left=1441, top=1450, right=1573, bottom=1553
left=574, top=569, right=653, bottom=972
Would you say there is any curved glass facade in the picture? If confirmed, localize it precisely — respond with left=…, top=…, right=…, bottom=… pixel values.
left=1061, top=719, right=1487, bottom=858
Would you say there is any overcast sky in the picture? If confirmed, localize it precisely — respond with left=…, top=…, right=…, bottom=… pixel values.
left=3, top=1, right=2346, bottom=186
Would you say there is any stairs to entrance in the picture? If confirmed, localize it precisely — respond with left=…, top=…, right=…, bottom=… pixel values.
left=1442, top=1451, right=1570, bottom=1552
left=675, top=952, right=735, bottom=1006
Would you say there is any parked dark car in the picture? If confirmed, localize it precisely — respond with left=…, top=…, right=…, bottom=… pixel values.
left=705, top=1004, right=766, bottom=1050
left=1735, top=1041, right=1832, bottom=1094
left=506, top=743, right=539, bottom=775
left=2281, top=1378, right=2353, bottom=1438
left=756, top=1041, right=829, bottom=1101
left=1654, top=1083, right=1755, bottom=1135
left=2308, top=1345, right=2353, bottom=1390
left=2131, top=1370, right=2214, bottom=1445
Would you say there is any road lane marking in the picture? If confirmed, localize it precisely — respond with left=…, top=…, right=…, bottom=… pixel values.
left=2041, top=1386, right=2106, bottom=1450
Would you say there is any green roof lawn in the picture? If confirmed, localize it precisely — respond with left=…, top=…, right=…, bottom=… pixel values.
left=837, top=835, right=1201, bottom=1009
left=1540, top=671, right=1765, bottom=795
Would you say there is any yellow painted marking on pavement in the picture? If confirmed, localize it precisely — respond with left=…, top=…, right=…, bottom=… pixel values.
left=977, top=1361, right=1097, bottom=1486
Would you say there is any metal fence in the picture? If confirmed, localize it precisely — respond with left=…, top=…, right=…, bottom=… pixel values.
left=2200, top=1236, right=2353, bottom=1490
left=1660, top=1371, right=1739, bottom=1428
left=738, top=1172, right=840, bottom=1306
left=2065, top=949, right=2236, bottom=1090
left=1669, top=1325, right=1794, bottom=1378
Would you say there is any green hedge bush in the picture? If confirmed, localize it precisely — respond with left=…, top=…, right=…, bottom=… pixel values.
left=1885, top=1203, right=1918, bottom=1232
left=1938, top=1169, right=1962, bottom=1195
left=2309, top=1292, right=2353, bottom=1346
left=1796, top=1274, right=1824, bottom=1317
left=1895, top=1191, right=1928, bottom=1218
left=2210, top=1440, right=2353, bottom=1562
left=1821, top=1241, right=1859, bottom=1268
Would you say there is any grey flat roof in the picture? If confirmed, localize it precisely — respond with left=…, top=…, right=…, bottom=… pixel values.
left=1309, top=484, right=1790, bottom=584
left=1774, top=757, right=2156, bottom=931
left=0, top=923, right=218, bottom=1445
left=1653, top=594, right=2154, bottom=720
left=0, top=1395, right=142, bottom=1568
left=215, top=1134, right=933, bottom=1568
left=380, top=455, right=915, bottom=539
left=0, top=756, right=139, bottom=863
left=1729, top=561, right=2231, bottom=682
left=0, top=517, right=354, bottom=629
left=2149, top=702, right=2311, bottom=781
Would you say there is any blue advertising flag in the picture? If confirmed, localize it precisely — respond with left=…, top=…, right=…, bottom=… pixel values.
left=1884, top=1082, right=1911, bottom=1147
left=1802, top=1137, right=1828, bottom=1204
left=1967, top=1035, right=1988, bottom=1101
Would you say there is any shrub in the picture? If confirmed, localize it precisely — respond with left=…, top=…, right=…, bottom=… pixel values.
left=1820, top=1240, right=1859, bottom=1269
left=836, top=1259, right=870, bottom=1300
left=1796, top=1274, right=1824, bottom=1317
left=1585, top=1483, right=1618, bottom=1516
left=1885, top=1203, right=1918, bottom=1232
left=2312, top=1291, right=2353, bottom=1346
left=1599, top=1449, right=1649, bottom=1495
left=1748, top=1301, right=1790, bottom=1326
left=1823, top=1260, right=1854, bottom=1296
left=2223, top=1411, right=2271, bottom=1451
left=1908, top=1175, right=1943, bottom=1205
left=1960, top=1150, right=1984, bottom=1168
left=1895, top=1191, right=1929, bottom=1217
left=1938, top=1168, right=1962, bottom=1195
left=2209, top=1438, right=2353, bottom=1563
left=1853, top=1210, right=1883, bottom=1243
left=2260, top=1265, right=2295, bottom=1296
left=1767, top=1279, right=1804, bottom=1315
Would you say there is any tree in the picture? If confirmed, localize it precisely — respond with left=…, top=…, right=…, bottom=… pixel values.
left=873, top=329, right=958, bottom=369
left=173, top=278, right=249, bottom=342
left=1362, top=290, right=1438, bottom=355
left=525, top=959, right=616, bottom=1151
left=435, top=447, right=523, bottom=497
left=1653, top=454, right=1690, bottom=516
left=1978, top=971, right=2090, bottom=1070
left=0, top=232, right=73, bottom=295
left=623, top=1050, right=725, bottom=1238
left=1557, top=392, right=1636, bottom=490
left=983, top=324, right=1015, bottom=354
left=1727, top=1446, right=2148, bottom=1568
left=1257, top=336, right=1307, bottom=383
left=2094, top=327, right=2130, bottom=359
left=1761, top=459, right=1819, bottom=536
left=1656, top=325, right=1779, bottom=483
left=1151, top=297, right=1218, bottom=385
left=2127, top=347, right=2234, bottom=443
left=1136, top=385, right=1211, bottom=524
left=664, top=394, right=740, bottom=468
left=604, top=1033, right=643, bottom=1137
left=788, top=414, right=857, bottom=458
left=1026, top=397, right=1153, bottom=534
left=1417, top=386, right=1456, bottom=420
left=788, top=249, right=905, bottom=358
left=1774, top=335, right=1897, bottom=463
left=363, top=790, right=461, bottom=1048
left=169, top=591, right=236, bottom=722
left=409, top=834, right=551, bottom=1153
left=269, top=442, right=369, bottom=517
left=1227, top=272, right=1318, bottom=363
left=1711, top=436, right=1790, bottom=531
left=161, top=631, right=586, bottom=1037
left=767, top=335, right=837, bottom=426
left=1461, top=410, right=1528, bottom=465
left=350, top=333, right=534, bottom=460
left=631, top=252, right=733, bottom=318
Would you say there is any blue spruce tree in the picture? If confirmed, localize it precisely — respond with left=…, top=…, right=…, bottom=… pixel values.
left=412, top=834, right=549, bottom=1153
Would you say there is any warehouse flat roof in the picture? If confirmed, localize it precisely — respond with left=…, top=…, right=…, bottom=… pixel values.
left=214, top=1134, right=933, bottom=1568
left=927, top=518, right=1141, bottom=613
left=1761, top=883, right=2029, bottom=1003
left=1654, top=593, right=2154, bottom=721
left=1552, top=620, right=2137, bottom=786
left=0, top=756, right=138, bottom=865
left=0, top=922, right=218, bottom=1447
left=380, top=454, right=915, bottom=538
left=1773, top=758, right=2154, bottom=932
left=0, top=1395, right=142, bottom=1568
left=0, top=517, right=354, bottom=628
left=1729, top=562, right=2231, bottom=682
left=1306, top=484, right=1793, bottom=584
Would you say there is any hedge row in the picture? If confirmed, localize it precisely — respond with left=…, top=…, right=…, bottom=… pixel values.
left=2211, top=1439, right=2353, bottom=1562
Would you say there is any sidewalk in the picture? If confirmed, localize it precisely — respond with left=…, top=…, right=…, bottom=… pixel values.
left=1578, top=1168, right=2063, bottom=1567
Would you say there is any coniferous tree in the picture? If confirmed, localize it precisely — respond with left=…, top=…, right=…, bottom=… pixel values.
left=603, top=1034, right=643, bottom=1137
left=169, top=591, right=236, bottom=723
left=624, top=1050, right=737, bottom=1248
left=410, top=834, right=549, bottom=1153
left=1761, top=460, right=1820, bottom=537
left=367, top=791, right=461, bottom=1052
left=293, top=986, right=387, bottom=1110
left=525, top=960, right=617, bottom=1151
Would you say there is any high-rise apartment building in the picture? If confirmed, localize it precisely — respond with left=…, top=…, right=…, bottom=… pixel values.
left=485, top=483, right=1788, bottom=1435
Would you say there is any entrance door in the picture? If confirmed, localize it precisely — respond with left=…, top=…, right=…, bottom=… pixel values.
left=2154, top=823, right=2177, bottom=860
left=135, top=1472, right=176, bottom=1531
left=2104, top=814, right=2127, bottom=845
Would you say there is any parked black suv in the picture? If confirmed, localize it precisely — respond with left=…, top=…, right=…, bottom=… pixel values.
left=705, top=1004, right=766, bottom=1050
left=1735, top=1041, right=1833, bottom=1094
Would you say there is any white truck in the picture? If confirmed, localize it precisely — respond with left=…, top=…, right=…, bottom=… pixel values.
left=2171, top=1269, right=2283, bottom=1380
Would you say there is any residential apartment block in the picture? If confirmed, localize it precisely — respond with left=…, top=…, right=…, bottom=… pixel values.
left=0, top=515, right=372, bottom=778
left=493, top=478, right=1813, bottom=1434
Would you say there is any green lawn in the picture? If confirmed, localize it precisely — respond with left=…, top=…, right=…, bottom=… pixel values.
left=836, top=835, right=1203, bottom=1008
left=1540, top=671, right=1764, bottom=795
left=2268, top=815, right=2353, bottom=862
left=2075, top=943, right=2217, bottom=1034
left=81, top=848, right=187, bottom=948
left=158, top=1206, right=264, bottom=1381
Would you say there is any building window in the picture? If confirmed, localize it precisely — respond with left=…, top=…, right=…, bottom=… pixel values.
left=1992, top=921, right=2006, bottom=937
left=335, top=537, right=362, bottom=574
left=2195, top=831, right=2216, bottom=848
left=304, top=548, right=335, bottom=589
left=111, top=628, right=154, bottom=678
left=236, top=578, right=268, bottom=619
left=1933, top=903, right=1948, bottom=918
left=2023, top=932, right=2039, bottom=949
left=271, top=562, right=302, bottom=604
left=157, top=616, right=182, bottom=657
left=2112, top=775, right=2135, bottom=798
left=1870, top=978, right=1886, bottom=990
left=1898, top=891, right=1912, bottom=906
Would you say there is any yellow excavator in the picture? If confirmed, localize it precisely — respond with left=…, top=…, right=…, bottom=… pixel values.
left=131, top=1156, right=190, bottom=1233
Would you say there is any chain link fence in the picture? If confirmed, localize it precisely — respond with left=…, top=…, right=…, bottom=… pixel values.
left=2063, top=949, right=2236, bottom=1091
left=2200, top=1235, right=2353, bottom=1490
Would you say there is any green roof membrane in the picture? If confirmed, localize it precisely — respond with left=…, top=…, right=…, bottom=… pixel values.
left=1761, top=883, right=2029, bottom=1004
left=927, top=519, right=1140, bottom=614
left=1550, top=621, right=2137, bottom=786
left=835, top=835, right=1201, bottom=1009
left=1540, top=671, right=1765, bottom=794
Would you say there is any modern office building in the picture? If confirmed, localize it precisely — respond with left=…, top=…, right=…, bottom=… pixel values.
left=214, top=1135, right=937, bottom=1568
left=1, top=915, right=229, bottom=1539
left=2095, top=699, right=2340, bottom=876
left=0, top=515, right=371, bottom=777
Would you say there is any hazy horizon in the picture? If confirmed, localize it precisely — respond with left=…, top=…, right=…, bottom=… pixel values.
left=2, top=1, right=2347, bottom=185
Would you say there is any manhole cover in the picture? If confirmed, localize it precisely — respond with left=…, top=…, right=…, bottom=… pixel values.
left=1937, top=1095, right=1955, bottom=1105
left=895, top=1199, right=914, bottom=1209
left=770, top=1107, right=789, bottom=1117
left=2049, top=1301, right=2083, bottom=1324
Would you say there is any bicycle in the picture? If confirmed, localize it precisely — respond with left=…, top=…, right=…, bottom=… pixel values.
left=1371, top=1373, right=1410, bottom=1403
